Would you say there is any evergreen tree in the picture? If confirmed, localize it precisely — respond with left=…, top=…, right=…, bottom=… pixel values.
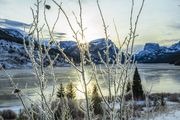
left=66, top=82, right=76, bottom=99
left=132, top=67, right=144, bottom=100
left=160, top=93, right=166, bottom=106
left=91, top=84, right=103, bottom=115
left=126, top=81, right=131, bottom=93
left=57, top=83, right=65, bottom=99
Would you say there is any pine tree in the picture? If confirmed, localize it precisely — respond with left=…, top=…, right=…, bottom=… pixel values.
left=126, top=81, right=131, bottom=93
left=132, top=67, right=144, bottom=100
left=91, top=84, right=103, bottom=115
left=160, top=93, right=166, bottom=106
left=66, top=82, right=76, bottom=99
left=57, top=83, right=65, bottom=99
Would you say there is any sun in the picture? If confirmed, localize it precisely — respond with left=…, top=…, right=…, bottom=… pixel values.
left=75, top=80, right=95, bottom=99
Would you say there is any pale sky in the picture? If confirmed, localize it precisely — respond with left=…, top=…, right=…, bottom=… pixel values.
left=0, top=0, right=180, bottom=47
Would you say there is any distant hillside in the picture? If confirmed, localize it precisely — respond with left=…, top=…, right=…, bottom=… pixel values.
left=135, top=42, right=180, bottom=65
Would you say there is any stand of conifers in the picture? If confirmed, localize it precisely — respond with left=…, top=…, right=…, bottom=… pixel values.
left=0, top=0, right=150, bottom=120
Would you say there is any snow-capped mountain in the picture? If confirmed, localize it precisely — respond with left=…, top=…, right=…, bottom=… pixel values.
left=1, top=25, right=180, bottom=68
left=0, top=27, right=66, bottom=69
left=135, top=42, right=180, bottom=65
left=89, top=38, right=118, bottom=64
left=0, top=27, right=32, bottom=68
left=0, top=27, right=119, bottom=68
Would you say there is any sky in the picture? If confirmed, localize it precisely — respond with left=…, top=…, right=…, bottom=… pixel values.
left=0, top=0, right=180, bottom=48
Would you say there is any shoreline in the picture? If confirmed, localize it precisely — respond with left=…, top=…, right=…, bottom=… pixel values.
left=1, top=63, right=180, bottom=70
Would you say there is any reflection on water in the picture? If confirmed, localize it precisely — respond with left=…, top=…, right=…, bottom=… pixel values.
left=137, top=64, right=180, bottom=93
left=0, top=63, right=180, bottom=110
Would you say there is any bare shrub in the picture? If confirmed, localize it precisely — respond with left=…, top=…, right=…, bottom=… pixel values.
left=2, top=0, right=146, bottom=119
left=17, top=110, right=29, bottom=120
left=168, top=94, right=180, bottom=102
left=1, top=109, right=17, bottom=120
left=0, top=116, right=3, bottom=120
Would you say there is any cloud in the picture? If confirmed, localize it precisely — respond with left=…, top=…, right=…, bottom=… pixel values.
left=53, top=32, right=66, bottom=36
left=0, top=0, right=7, bottom=4
left=43, top=30, right=67, bottom=40
left=159, top=38, right=180, bottom=45
left=168, top=23, right=180, bottom=30
left=64, top=0, right=90, bottom=4
left=53, top=32, right=67, bottom=39
left=0, top=19, right=31, bottom=28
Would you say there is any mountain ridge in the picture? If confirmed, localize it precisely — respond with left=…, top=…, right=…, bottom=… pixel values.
left=1, top=26, right=180, bottom=69
left=0, top=27, right=118, bottom=69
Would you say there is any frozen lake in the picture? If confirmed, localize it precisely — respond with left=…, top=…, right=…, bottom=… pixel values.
left=0, top=63, right=180, bottom=111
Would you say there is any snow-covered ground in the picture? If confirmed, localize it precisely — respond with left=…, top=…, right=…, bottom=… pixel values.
left=151, top=110, right=180, bottom=120
left=137, top=101, right=180, bottom=120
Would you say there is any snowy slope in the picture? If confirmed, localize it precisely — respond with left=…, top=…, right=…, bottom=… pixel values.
left=0, top=27, right=34, bottom=46
left=1, top=28, right=29, bottom=39
left=0, top=39, right=31, bottom=69
left=152, top=110, right=180, bottom=120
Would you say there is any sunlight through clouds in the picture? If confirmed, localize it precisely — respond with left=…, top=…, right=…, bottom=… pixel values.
left=0, top=0, right=179, bottom=46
